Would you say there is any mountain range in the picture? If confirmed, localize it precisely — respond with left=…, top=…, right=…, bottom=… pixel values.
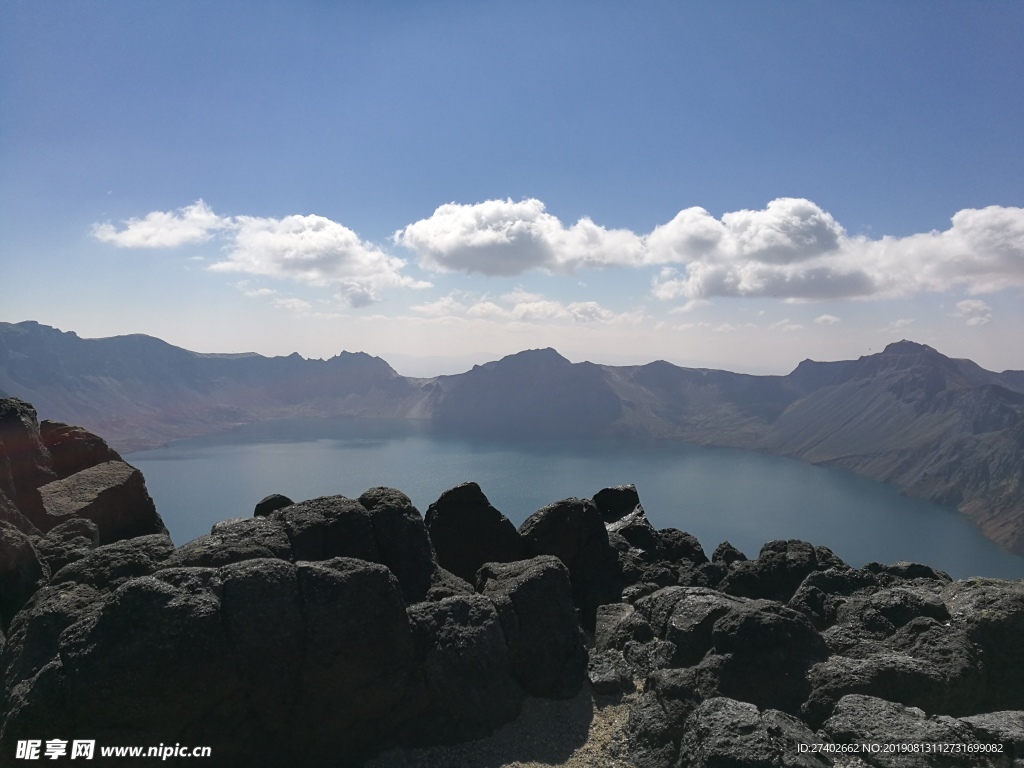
left=2, top=320, right=1023, bottom=553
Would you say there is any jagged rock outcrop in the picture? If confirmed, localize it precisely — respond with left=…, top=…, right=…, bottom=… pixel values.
left=424, top=482, right=527, bottom=583
left=1, top=403, right=1023, bottom=766
left=38, top=461, right=167, bottom=543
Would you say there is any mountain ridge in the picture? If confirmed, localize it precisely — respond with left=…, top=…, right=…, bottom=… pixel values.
left=2, top=320, right=1023, bottom=552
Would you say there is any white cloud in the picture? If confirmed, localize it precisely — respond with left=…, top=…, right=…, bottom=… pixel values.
left=650, top=201, right=1024, bottom=302
left=394, top=198, right=645, bottom=276
left=244, top=287, right=277, bottom=298
left=952, top=299, right=993, bottom=326
left=668, top=299, right=712, bottom=314
left=93, top=201, right=430, bottom=308
left=676, top=321, right=745, bottom=333
left=91, top=200, right=231, bottom=248
left=94, top=198, right=1024, bottom=309
left=210, top=213, right=430, bottom=307
left=814, top=314, right=841, bottom=325
left=410, top=290, right=641, bottom=325
left=768, top=318, right=804, bottom=332
left=883, top=318, right=916, bottom=333
left=271, top=297, right=313, bottom=313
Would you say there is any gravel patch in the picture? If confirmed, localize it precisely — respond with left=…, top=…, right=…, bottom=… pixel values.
left=363, top=689, right=637, bottom=768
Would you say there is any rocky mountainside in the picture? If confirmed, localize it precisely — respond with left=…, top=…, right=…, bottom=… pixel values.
left=0, top=321, right=425, bottom=451
left=1, top=399, right=1022, bottom=766
left=3, top=321, right=1023, bottom=552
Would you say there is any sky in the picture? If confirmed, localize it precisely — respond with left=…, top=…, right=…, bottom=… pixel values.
left=2, top=2, right=1022, bottom=376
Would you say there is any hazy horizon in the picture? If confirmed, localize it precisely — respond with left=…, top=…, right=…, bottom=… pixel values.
left=2, top=3, right=1021, bottom=374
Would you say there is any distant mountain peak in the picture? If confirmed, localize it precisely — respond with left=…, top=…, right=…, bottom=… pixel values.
left=882, top=340, right=940, bottom=356
left=493, top=347, right=571, bottom=367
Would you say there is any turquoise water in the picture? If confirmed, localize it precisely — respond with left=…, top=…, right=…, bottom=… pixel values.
left=127, top=417, right=1024, bottom=581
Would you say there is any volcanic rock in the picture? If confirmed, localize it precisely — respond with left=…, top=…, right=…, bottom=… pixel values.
left=37, top=461, right=167, bottom=543
left=424, top=482, right=527, bottom=584
left=477, top=556, right=587, bottom=699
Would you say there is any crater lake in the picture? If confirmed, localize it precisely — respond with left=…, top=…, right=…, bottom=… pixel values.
left=126, top=416, right=1024, bottom=580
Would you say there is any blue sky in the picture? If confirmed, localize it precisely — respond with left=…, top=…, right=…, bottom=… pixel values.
left=2, top=2, right=1022, bottom=375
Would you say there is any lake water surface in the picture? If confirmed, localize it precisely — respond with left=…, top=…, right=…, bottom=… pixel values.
left=127, top=416, right=1024, bottom=580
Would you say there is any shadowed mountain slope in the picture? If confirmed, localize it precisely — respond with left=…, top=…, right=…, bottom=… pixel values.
left=2, top=321, right=1023, bottom=552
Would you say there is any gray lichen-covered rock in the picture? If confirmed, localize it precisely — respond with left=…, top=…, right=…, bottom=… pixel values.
left=37, top=461, right=167, bottom=543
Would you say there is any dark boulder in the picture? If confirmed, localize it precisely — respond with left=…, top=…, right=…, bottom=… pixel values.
left=38, top=461, right=168, bottom=543
left=803, top=653, right=955, bottom=730
left=822, top=694, right=984, bottom=768
left=477, top=556, right=587, bottom=699
left=594, top=602, right=654, bottom=652
left=271, top=494, right=379, bottom=563
left=592, top=483, right=642, bottom=523
left=359, top=486, right=436, bottom=604
left=788, top=567, right=881, bottom=631
left=288, top=558, right=424, bottom=764
left=0, top=399, right=56, bottom=529
left=424, top=483, right=526, bottom=584
left=719, top=539, right=821, bottom=602
left=621, top=666, right=718, bottom=767
left=677, top=697, right=831, bottom=768
left=711, top=540, right=747, bottom=566
left=960, top=711, right=1024, bottom=763
left=403, top=594, right=523, bottom=745
left=49, top=534, right=175, bottom=591
left=31, top=518, right=100, bottom=573
left=659, top=528, right=709, bottom=565
left=253, top=493, right=293, bottom=517
left=218, top=558, right=304, bottom=743
left=636, top=587, right=749, bottom=667
left=587, top=649, right=635, bottom=696
left=520, top=496, right=621, bottom=628
left=865, top=560, right=953, bottom=585
left=55, top=573, right=239, bottom=747
left=815, top=545, right=848, bottom=570
left=0, top=487, right=39, bottom=536
left=942, top=577, right=1024, bottom=712
left=0, top=521, right=49, bottom=632
left=618, top=692, right=684, bottom=768
left=423, top=566, right=475, bottom=601
left=38, top=420, right=121, bottom=481
left=0, top=582, right=105, bottom=713
left=163, top=517, right=292, bottom=568
left=606, top=505, right=663, bottom=559
left=699, top=599, right=828, bottom=715
left=869, top=585, right=950, bottom=629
